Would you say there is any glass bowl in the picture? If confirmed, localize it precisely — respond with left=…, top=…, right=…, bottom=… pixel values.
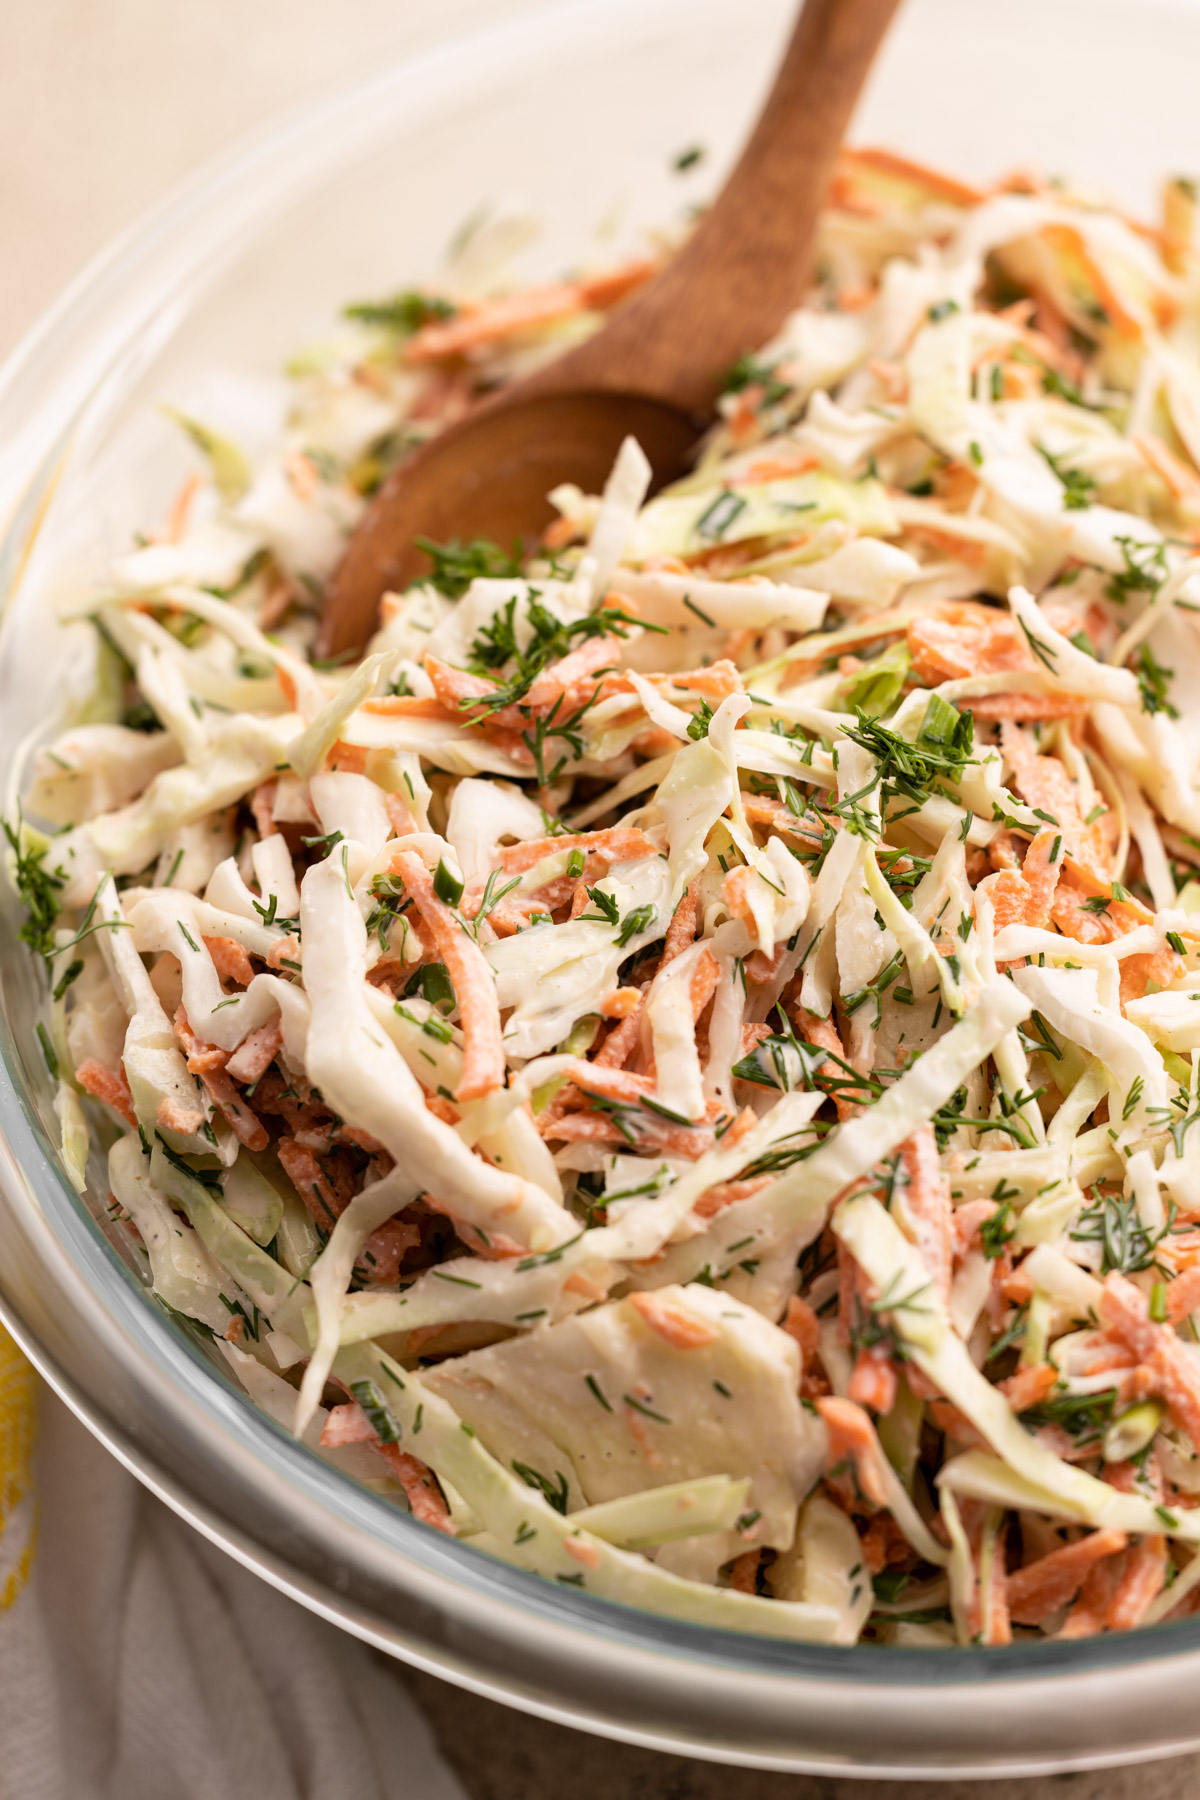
left=4, top=0, right=1200, bottom=1774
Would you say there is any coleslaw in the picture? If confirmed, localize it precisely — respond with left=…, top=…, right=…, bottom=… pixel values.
left=12, top=145, right=1200, bottom=1646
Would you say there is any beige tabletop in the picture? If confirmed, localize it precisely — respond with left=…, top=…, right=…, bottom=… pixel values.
left=4, top=3, right=1200, bottom=1794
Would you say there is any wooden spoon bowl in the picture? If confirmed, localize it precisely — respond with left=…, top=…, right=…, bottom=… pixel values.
left=338, top=391, right=701, bottom=608
left=320, top=0, right=901, bottom=658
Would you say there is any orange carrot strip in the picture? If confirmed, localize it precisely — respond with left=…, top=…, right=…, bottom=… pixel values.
left=1021, top=830, right=1063, bottom=931
left=389, top=849, right=504, bottom=1102
left=563, top=1064, right=653, bottom=1105
left=498, top=826, right=657, bottom=873
left=962, top=693, right=1091, bottom=722
left=356, top=1216, right=421, bottom=1284
left=225, top=1017, right=283, bottom=1085
left=967, top=1507, right=1012, bottom=1647
left=250, top=782, right=277, bottom=838
left=359, top=695, right=455, bottom=719
left=998, top=1362, right=1059, bottom=1412
left=1041, top=223, right=1144, bottom=340
left=838, top=145, right=985, bottom=207
left=978, top=868, right=1033, bottom=934
left=1121, top=946, right=1186, bottom=1007
left=75, top=1058, right=137, bottom=1128
left=847, top=1345, right=898, bottom=1413
left=1133, top=431, right=1200, bottom=502
left=1107, top=1535, right=1167, bottom=1632
left=199, top=1066, right=268, bottom=1151
left=277, top=1136, right=341, bottom=1228
left=1167, top=1265, right=1200, bottom=1326
left=320, top=1403, right=455, bottom=1533
left=628, top=1290, right=721, bottom=1350
left=1002, top=724, right=1111, bottom=881
left=815, top=1396, right=888, bottom=1507
left=1058, top=1556, right=1119, bottom=1639
left=203, top=935, right=255, bottom=987
left=173, top=1005, right=228, bottom=1074
left=599, top=986, right=641, bottom=1020
left=156, top=1093, right=205, bottom=1136
left=782, top=1295, right=822, bottom=1365
left=662, top=887, right=699, bottom=964
left=594, top=1008, right=643, bottom=1070
left=524, top=633, right=624, bottom=711
left=576, top=259, right=658, bottom=309
left=1100, top=1271, right=1200, bottom=1449
left=907, top=611, right=1031, bottom=686
left=403, top=259, right=656, bottom=364
left=687, top=946, right=721, bottom=1019
left=424, top=656, right=520, bottom=728
left=796, top=1012, right=857, bottom=1121
left=898, top=1125, right=952, bottom=1304
left=1007, top=1529, right=1129, bottom=1625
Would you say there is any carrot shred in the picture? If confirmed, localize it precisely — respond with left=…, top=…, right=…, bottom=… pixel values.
left=1006, top=1529, right=1129, bottom=1625
left=389, top=849, right=505, bottom=1102
left=75, top=1058, right=137, bottom=1128
left=628, top=1290, right=721, bottom=1350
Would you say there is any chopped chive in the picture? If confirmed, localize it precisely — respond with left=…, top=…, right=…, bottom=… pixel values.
left=585, top=1374, right=613, bottom=1411
left=624, top=1393, right=671, bottom=1424
left=36, top=1023, right=58, bottom=1079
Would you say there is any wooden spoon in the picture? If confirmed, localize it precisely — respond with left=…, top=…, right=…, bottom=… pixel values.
left=319, top=0, right=901, bottom=658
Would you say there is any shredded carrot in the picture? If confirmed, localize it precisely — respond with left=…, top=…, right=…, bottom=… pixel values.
left=1167, top=1264, right=1200, bottom=1325
left=1006, top=1529, right=1129, bottom=1625
left=360, top=694, right=454, bottom=720
left=1040, top=222, right=1144, bottom=341
left=1100, top=1272, right=1200, bottom=1450
left=781, top=1295, right=822, bottom=1368
left=277, top=1137, right=341, bottom=1229
left=1058, top=1557, right=1120, bottom=1638
left=907, top=609, right=1032, bottom=686
left=628, top=1290, right=721, bottom=1350
left=389, top=849, right=505, bottom=1102
left=795, top=1012, right=857, bottom=1121
left=594, top=1008, right=643, bottom=1070
left=836, top=145, right=986, bottom=208
left=498, top=826, right=657, bottom=874
left=962, top=692, right=1091, bottom=722
left=198, top=1066, right=268, bottom=1151
left=662, top=885, right=699, bottom=963
left=599, top=986, right=641, bottom=1020
left=1133, top=430, right=1200, bottom=502
left=815, top=1396, right=888, bottom=1507
left=897, top=1125, right=953, bottom=1304
left=847, top=1345, right=898, bottom=1413
left=1107, top=1535, right=1167, bottom=1632
left=75, top=1058, right=137, bottom=1128
left=250, top=782, right=277, bottom=838
left=225, top=1017, right=283, bottom=1085
left=203, top=935, right=255, bottom=987
left=403, top=258, right=656, bottom=364
left=173, top=1006, right=228, bottom=1074
left=156, top=1093, right=205, bottom=1136
left=998, top=1362, right=1059, bottom=1412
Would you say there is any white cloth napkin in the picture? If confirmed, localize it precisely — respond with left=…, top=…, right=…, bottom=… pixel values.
left=0, top=1351, right=468, bottom=1800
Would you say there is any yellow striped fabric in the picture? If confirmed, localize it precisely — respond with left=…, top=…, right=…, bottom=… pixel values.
left=0, top=1327, right=37, bottom=1610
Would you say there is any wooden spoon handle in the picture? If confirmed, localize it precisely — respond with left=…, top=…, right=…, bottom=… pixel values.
left=528, top=0, right=901, bottom=413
